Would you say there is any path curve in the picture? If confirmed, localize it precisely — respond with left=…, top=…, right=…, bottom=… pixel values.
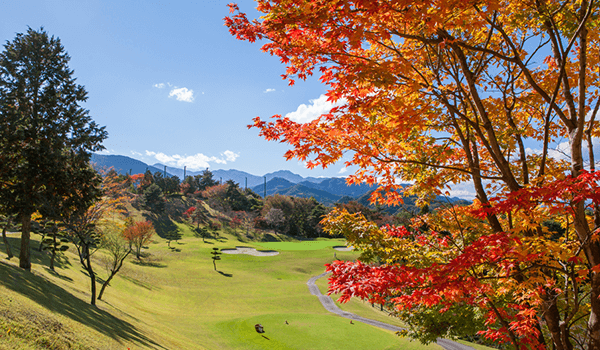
left=307, top=272, right=475, bottom=350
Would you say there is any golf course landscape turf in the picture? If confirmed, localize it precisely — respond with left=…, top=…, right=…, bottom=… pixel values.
left=0, top=221, right=478, bottom=349
left=255, top=240, right=345, bottom=251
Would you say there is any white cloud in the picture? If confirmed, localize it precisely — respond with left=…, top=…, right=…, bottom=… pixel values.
left=338, top=167, right=348, bottom=174
left=153, top=83, right=165, bottom=89
left=130, top=151, right=143, bottom=156
left=264, top=88, right=276, bottom=93
left=526, top=141, right=571, bottom=161
left=285, top=94, right=346, bottom=123
left=442, top=181, right=477, bottom=200
left=222, top=150, right=239, bottom=162
left=145, top=150, right=239, bottom=171
left=169, top=87, right=194, bottom=102
left=97, top=149, right=113, bottom=155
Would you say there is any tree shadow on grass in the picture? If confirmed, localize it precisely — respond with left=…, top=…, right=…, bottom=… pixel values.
left=120, top=275, right=160, bottom=291
left=129, top=260, right=167, bottom=268
left=212, top=236, right=228, bottom=243
left=0, top=261, right=165, bottom=349
left=217, top=270, right=233, bottom=278
left=4, top=235, right=71, bottom=270
left=43, top=268, right=74, bottom=282
left=151, top=217, right=182, bottom=242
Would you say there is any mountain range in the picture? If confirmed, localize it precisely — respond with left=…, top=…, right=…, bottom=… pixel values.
left=90, top=154, right=373, bottom=202
left=91, top=153, right=469, bottom=209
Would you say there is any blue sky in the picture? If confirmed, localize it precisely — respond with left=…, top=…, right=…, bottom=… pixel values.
left=6, top=1, right=584, bottom=201
left=1, top=0, right=352, bottom=178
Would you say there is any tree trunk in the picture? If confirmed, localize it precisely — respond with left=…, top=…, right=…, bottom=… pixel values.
left=38, top=233, right=45, bottom=252
left=19, top=212, right=31, bottom=270
left=542, top=292, right=571, bottom=350
left=590, top=270, right=600, bottom=350
left=84, top=245, right=96, bottom=306
left=98, top=250, right=130, bottom=300
left=1, top=218, right=13, bottom=259
left=97, top=273, right=113, bottom=301
left=49, top=233, right=56, bottom=272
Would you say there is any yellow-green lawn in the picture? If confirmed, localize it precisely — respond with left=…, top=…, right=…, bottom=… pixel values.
left=0, top=224, right=444, bottom=349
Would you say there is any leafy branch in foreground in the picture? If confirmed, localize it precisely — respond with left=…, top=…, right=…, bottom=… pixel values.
left=228, top=1, right=600, bottom=348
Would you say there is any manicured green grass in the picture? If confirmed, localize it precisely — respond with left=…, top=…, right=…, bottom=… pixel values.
left=255, top=239, right=348, bottom=251
left=0, top=223, right=445, bottom=350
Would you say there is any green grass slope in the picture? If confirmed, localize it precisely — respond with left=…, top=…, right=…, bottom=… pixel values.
left=0, top=220, right=445, bottom=350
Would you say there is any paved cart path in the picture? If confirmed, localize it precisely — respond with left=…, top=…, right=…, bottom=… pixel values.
left=307, top=272, right=476, bottom=350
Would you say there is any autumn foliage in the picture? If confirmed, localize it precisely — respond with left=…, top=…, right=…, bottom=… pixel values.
left=122, top=221, right=155, bottom=259
left=227, top=1, right=600, bottom=349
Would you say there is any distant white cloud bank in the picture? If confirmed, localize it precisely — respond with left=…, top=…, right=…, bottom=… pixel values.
left=285, top=94, right=345, bottom=123
left=264, top=88, right=275, bottom=93
left=145, top=150, right=239, bottom=171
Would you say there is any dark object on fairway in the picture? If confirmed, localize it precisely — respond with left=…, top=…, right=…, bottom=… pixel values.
left=350, top=320, right=354, bottom=324
left=255, top=324, right=265, bottom=333
left=285, top=320, right=289, bottom=325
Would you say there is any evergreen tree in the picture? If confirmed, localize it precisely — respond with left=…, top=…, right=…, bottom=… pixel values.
left=224, top=180, right=250, bottom=211
left=142, top=183, right=165, bottom=214
left=0, top=28, right=107, bottom=270
left=195, top=169, right=218, bottom=191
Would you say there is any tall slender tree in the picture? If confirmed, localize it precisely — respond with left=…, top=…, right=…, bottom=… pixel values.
left=0, top=28, right=107, bottom=270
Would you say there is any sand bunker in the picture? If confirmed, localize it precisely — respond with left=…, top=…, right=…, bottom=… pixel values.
left=220, top=246, right=279, bottom=256
left=332, top=246, right=354, bottom=251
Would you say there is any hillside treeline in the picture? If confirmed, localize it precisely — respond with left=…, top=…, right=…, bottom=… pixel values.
left=128, top=168, right=415, bottom=239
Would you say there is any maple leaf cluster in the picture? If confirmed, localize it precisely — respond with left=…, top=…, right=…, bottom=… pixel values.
left=227, top=1, right=600, bottom=349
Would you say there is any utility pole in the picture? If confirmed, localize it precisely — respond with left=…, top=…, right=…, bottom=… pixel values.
left=264, top=176, right=267, bottom=198
left=184, top=166, right=186, bottom=178
left=245, top=177, right=247, bottom=190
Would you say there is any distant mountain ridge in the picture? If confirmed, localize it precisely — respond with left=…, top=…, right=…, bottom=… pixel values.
left=150, top=163, right=324, bottom=187
left=92, top=154, right=350, bottom=187
left=91, top=154, right=175, bottom=177
left=91, top=154, right=470, bottom=209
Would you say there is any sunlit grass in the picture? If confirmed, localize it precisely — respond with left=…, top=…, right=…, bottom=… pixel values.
left=0, top=223, right=445, bottom=349
left=255, top=239, right=347, bottom=251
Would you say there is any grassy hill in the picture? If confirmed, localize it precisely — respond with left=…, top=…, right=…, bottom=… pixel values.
left=1, top=214, right=449, bottom=349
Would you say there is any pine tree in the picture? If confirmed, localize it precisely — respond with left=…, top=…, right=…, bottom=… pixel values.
left=0, top=28, right=107, bottom=270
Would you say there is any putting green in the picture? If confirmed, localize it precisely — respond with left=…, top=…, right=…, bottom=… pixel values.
left=256, top=239, right=346, bottom=251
